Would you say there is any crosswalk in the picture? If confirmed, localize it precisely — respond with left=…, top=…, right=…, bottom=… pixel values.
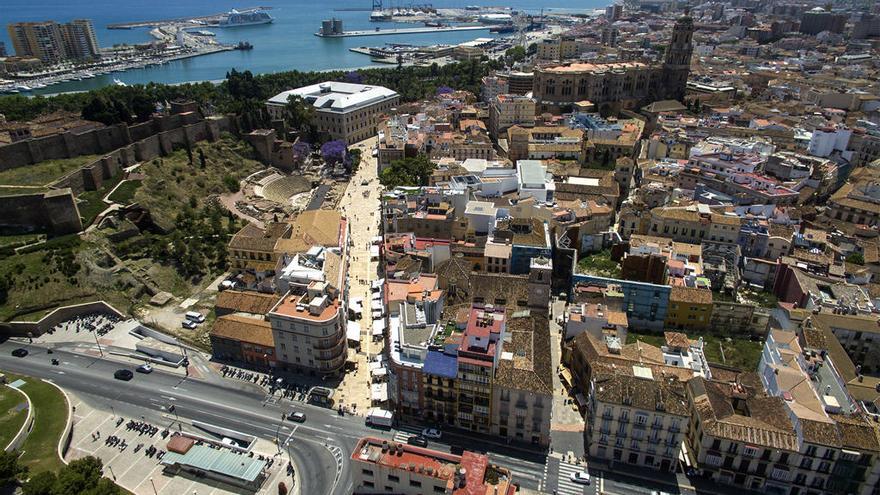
left=391, top=425, right=422, bottom=443
left=554, top=460, right=594, bottom=495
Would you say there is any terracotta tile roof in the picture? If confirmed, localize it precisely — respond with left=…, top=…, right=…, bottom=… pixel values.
left=494, top=312, right=553, bottom=396
left=669, top=286, right=713, bottom=305
left=228, top=222, right=290, bottom=252
left=664, top=332, right=691, bottom=349
left=215, top=290, right=280, bottom=316
left=592, top=371, right=689, bottom=416
left=689, top=376, right=800, bottom=451
left=210, top=314, right=274, bottom=348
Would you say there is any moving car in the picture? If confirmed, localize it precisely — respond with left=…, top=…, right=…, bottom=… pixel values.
left=421, top=428, right=441, bottom=439
left=288, top=411, right=306, bottom=422
left=406, top=435, right=428, bottom=447
left=11, top=348, right=28, bottom=357
left=570, top=471, right=590, bottom=485
left=114, top=369, right=133, bottom=381
left=136, top=363, right=153, bottom=374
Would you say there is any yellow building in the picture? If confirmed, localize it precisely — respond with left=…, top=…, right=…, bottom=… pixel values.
left=227, top=222, right=291, bottom=274
left=665, top=286, right=713, bottom=330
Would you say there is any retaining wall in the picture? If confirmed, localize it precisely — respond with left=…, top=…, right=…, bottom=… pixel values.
left=0, top=300, right=125, bottom=337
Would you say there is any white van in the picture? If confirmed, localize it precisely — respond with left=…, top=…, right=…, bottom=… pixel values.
left=185, top=311, right=205, bottom=323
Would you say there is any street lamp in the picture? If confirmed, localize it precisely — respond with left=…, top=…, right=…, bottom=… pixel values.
left=93, top=329, right=104, bottom=357
left=274, top=413, right=285, bottom=454
left=149, top=477, right=157, bottom=495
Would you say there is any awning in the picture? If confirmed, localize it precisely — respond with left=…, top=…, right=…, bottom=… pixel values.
left=372, top=320, right=386, bottom=336
left=371, top=278, right=385, bottom=289
left=371, top=367, right=387, bottom=377
left=371, top=292, right=382, bottom=301
left=349, top=297, right=363, bottom=312
left=371, top=236, right=383, bottom=244
left=371, top=300, right=384, bottom=311
left=369, top=245, right=380, bottom=258
left=346, top=321, right=361, bottom=343
left=368, top=360, right=383, bottom=371
left=371, top=383, right=388, bottom=402
left=559, top=368, right=573, bottom=388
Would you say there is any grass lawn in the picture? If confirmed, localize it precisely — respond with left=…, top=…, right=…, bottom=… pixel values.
left=107, top=179, right=142, bottom=204
left=627, top=330, right=763, bottom=372
left=0, top=155, right=101, bottom=187
left=577, top=249, right=622, bottom=278
left=0, top=233, right=44, bottom=249
left=0, top=385, right=29, bottom=448
left=5, top=374, right=68, bottom=474
left=77, top=176, right=124, bottom=227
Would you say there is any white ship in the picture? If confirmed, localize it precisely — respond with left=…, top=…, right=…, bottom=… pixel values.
left=219, top=8, right=274, bottom=27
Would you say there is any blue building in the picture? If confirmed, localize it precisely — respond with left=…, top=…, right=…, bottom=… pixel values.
left=737, top=219, right=770, bottom=258
left=495, top=217, right=552, bottom=275
left=571, top=274, right=671, bottom=331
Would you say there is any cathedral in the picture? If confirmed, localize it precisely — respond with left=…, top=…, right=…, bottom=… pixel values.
left=532, top=13, right=694, bottom=115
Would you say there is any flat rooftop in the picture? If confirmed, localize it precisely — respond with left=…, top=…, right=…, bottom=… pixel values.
left=268, top=81, right=398, bottom=114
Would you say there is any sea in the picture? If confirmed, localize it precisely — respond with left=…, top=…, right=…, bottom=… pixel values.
left=1, top=0, right=607, bottom=95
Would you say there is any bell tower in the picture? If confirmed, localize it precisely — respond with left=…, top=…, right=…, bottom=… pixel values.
left=662, top=10, right=694, bottom=101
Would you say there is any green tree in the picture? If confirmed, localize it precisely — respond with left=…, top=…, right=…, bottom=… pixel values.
left=846, top=253, right=865, bottom=265
left=284, top=95, right=316, bottom=133
left=22, top=471, right=55, bottom=495
left=379, top=154, right=435, bottom=188
left=0, top=450, right=27, bottom=486
left=52, top=456, right=104, bottom=495
left=505, top=45, right=526, bottom=65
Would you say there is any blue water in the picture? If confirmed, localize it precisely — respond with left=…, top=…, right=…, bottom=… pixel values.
left=1, top=0, right=606, bottom=94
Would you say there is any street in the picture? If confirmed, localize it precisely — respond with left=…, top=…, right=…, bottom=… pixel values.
left=0, top=340, right=555, bottom=494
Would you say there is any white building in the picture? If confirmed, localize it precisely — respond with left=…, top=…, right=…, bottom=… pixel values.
left=517, top=160, right=555, bottom=203
left=266, top=82, right=399, bottom=144
left=809, top=126, right=852, bottom=158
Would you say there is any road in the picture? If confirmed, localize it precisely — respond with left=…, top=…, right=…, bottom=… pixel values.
left=0, top=341, right=552, bottom=494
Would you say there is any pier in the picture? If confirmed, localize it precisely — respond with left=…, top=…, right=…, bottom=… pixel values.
left=315, top=24, right=496, bottom=38
left=107, top=6, right=271, bottom=29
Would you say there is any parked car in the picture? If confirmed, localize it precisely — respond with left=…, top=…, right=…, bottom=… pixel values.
left=181, top=320, right=197, bottom=330
left=570, top=471, right=590, bottom=485
left=421, top=428, right=441, bottom=439
left=406, top=435, right=428, bottom=447
left=136, top=363, right=153, bottom=374
left=185, top=311, right=205, bottom=323
left=288, top=412, right=306, bottom=423
left=11, top=348, right=28, bottom=357
left=114, top=369, right=133, bottom=381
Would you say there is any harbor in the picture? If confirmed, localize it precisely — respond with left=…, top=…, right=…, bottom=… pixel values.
left=315, top=24, right=498, bottom=38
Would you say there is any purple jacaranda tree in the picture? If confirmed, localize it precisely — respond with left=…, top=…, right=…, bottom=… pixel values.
left=321, top=140, right=347, bottom=165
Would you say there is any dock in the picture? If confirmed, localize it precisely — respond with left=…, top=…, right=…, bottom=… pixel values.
left=107, top=6, right=271, bottom=29
left=315, top=24, right=496, bottom=38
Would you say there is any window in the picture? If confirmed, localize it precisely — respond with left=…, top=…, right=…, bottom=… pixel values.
left=410, top=480, right=422, bottom=488
left=363, top=481, right=374, bottom=488
left=361, top=469, right=374, bottom=476
left=433, top=487, right=446, bottom=493
left=388, top=475, right=400, bottom=483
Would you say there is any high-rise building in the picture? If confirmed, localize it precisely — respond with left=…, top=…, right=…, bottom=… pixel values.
left=0, top=41, right=6, bottom=57
left=799, top=7, right=847, bottom=35
left=7, top=19, right=100, bottom=63
left=7, top=21, right=66, bottom=63
left=61, top=20, right=100, bottom=59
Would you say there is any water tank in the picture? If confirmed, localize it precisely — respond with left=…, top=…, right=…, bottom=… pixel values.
left=332, top=18, right=343, bottom=34
left=322, top=19, right=333, bottom=35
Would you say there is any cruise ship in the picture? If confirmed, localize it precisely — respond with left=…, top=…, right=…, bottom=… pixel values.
left=219, top=9, right=274, bottom=27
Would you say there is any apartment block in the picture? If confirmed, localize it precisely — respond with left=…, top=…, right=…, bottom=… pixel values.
left=350, top=437, right=515, bottom=495
left=488, top=94, right=535, bottom=139
left=268, top=281, right=347, bottom=375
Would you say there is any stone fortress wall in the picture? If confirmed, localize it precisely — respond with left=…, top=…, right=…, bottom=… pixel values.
left=0, top=105, right=238, bottom=236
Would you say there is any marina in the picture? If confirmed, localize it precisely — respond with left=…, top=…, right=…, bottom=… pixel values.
left=315, top=24, right=497, bottom=38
